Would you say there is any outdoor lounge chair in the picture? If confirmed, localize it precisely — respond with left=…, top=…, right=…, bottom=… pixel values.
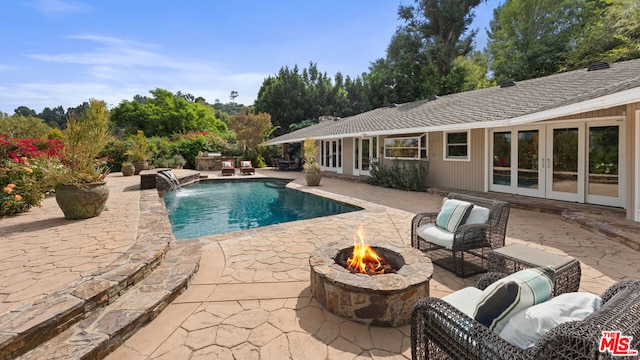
left=221, top=160, right=235, bottom=176
left=239, top=160, right=255, bottom=175
left=411, top=193, right=510, bottom=277
left=289, top=157, right=303, bottom=171
left=277, top=158, right=289, bottom=171
left=411, top=275, right=640, bottom=360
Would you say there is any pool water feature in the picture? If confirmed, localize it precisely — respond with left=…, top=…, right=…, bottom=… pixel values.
left=163, top=179, right=362, bottom=239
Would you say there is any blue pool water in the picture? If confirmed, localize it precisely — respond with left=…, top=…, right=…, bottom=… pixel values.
left=163, top=179, right=361, bottom=239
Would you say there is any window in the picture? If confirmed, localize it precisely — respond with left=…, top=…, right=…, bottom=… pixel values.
left=384, top=135, right=427, bottom=159
left=444, top=131, right=469, bottom=160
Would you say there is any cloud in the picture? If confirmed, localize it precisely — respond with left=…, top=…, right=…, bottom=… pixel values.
left=29, top=0, right=90, bottom=15
left=3, top=35, right=267, bottom=112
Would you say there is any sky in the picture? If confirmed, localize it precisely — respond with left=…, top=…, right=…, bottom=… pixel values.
left=0, top=0, right=502, bottom=114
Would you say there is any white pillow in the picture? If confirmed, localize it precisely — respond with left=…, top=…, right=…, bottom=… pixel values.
left=466, top=206, right=490, bottom=224
left=499, top=292, right=602, bottom=349
left=442, top=287, right=484, bottom=318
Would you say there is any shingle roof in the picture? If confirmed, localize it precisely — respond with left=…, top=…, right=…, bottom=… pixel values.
left=263, top=59, right=640, bottom=145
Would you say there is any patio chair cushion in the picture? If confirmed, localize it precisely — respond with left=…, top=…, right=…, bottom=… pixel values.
left=241, top=161, right=251, bottom=167
left=499, top=292, right=602, bottom=349
left=416, top=223, right=455, bottom=250
left=442, top=286, right=484, bottom=318
left=474, top=266, right=555, bottom=334
left=222, top=161, right=233, bottom=168
left=435, top=198, right=474, bottom=232
left=465, top=205, right=490, bottom=225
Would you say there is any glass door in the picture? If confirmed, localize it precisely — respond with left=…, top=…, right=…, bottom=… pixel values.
left=545, top=124, right=585, bottom=202
left=516, top=129, right=544, bottom=197
left=354, top=137, right=375, bottom=176
left=322, top=139, right=342, bottom=173
left=490, top=127, right=544, bottom=197
left=586, top=123, right=623, bottom=207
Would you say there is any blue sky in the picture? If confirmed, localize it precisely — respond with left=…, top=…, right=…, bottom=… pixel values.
left=0, top=0, right=501, bottom=114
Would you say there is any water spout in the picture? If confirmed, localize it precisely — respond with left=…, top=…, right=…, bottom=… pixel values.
left=157, top=169, right=180, bottom=191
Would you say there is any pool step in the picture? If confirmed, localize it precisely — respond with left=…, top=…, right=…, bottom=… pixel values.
left=18, top=240, right=200, bottom=360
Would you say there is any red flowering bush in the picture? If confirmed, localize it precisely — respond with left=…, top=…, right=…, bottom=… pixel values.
left=0, top=135, right=63, bottom=162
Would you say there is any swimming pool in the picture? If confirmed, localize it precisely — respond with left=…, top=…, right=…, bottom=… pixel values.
left=163, top=179, right=362, bottom=239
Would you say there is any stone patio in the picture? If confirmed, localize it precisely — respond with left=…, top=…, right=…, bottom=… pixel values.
left=1, top=168, right=639, bottom=359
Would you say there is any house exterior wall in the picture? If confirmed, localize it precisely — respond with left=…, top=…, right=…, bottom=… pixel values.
left=343, top=137, right=355, bottom=176
left=626, top=102, right=640, bottom=220
left=553, top=105, right=626, bottom=120
left=425, top=129, right=486, bottom=191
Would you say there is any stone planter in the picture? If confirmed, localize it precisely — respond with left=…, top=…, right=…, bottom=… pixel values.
left=133, top=161, right=149, bottom=175
left=305, top=172, right=322, bottom=186
left=121, top=163, right=135, bottom=176
left=55, top=182, right=109, bottom=220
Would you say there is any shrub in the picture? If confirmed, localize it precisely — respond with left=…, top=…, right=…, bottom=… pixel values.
left=0, top=157, right=48, bottom=217
left=0, top=135, right=64, bottom=162
left=100, top=138, right=133, bottom=172
left=171, top=132, right=231, bottom=169
left=367, top=159, right=429, bottom=191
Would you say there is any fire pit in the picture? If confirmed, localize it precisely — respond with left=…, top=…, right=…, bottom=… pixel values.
left=309, top=227, right=433, bottom=327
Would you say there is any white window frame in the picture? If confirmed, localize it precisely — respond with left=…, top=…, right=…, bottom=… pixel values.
left=383, top=134, right=427, bottom=160
left=443, top=130, right=470, bottom=161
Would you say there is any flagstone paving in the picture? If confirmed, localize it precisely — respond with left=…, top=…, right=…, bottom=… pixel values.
left=0, top=176, right=139, bottom=316
left=2, top=169, right=640, bottom=359
left=107, top=170, right=640, bottom=360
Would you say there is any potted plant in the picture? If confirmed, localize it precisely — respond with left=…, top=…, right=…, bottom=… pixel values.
left=43, top=99, right=111, bottom=219
left=303, top=136, right=321, bottom=186
left=131, top=130, right=150, bottom=175
left=169, top=154, right=186, bottom=169
left=121, top=161, right=135, bottom=176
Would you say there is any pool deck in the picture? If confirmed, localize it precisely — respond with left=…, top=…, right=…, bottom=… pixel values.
left=2, top=168, right=640, bottom=359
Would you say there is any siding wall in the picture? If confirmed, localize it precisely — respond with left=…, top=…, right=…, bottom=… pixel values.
left=342, top=137, right=354, bottom=175
left=554, top=105, right=626, bottom=120
left=626, top=102, right=640, bottom=219
left=426, top=129, right=486, bottom=191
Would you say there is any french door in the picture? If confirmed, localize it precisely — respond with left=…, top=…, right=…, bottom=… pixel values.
left=354, top=137, right=376, bottom=176
left=490, top=120, right=623, bottom=207
left=322, top=139, right=342, bottom=173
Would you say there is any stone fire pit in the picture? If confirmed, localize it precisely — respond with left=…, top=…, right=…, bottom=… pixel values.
left=309, top=242, right=433, bottom=327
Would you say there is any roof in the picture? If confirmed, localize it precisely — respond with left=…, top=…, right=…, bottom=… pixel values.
left=263, top=58, right=640, bottom=145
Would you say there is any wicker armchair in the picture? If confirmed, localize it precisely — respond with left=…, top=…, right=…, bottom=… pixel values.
left=412, top=279, right=640, bottom=360
left=411, top=193, right=510, bottom=277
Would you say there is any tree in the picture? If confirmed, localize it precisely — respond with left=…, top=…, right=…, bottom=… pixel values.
left=0, top=115, right=52, bottom=138
left=453, top=51, right=496, bottom=91
left=567, top=0, right=640, bottom=68
left=228, top=110, right=273, bottom=159
left=254, top=65, right=308, bottom=137
left=14, top=106, right=37, bottom=118
left=110, top=88, right=229, bottom=137
left=230, top=90, right=239, bottom=103
left=38, top=106, right=67, bottom=129
left=487, top=0, right=586, bottom=82
left=398, top=0, right=483, bottom=94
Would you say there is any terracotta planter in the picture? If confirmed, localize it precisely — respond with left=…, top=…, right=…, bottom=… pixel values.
left=305, top=172, right=322, bottom=186
left=55, top=182, right=109, bottom=220
left=121, top=163, right=135, bottom=176
left=133, top=161, right=149, bottom=175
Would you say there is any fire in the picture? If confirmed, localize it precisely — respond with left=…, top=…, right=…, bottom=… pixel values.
left=346, top=225, right=385, bottom=274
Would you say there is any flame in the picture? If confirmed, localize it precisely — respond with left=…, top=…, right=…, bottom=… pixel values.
left=346, top=225, right=384, bottom=274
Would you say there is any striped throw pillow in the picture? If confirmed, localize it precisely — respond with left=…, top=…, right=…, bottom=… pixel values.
left=474, top=266, right=556, bottom=334
left=435, top=198, right=474, bottom=232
